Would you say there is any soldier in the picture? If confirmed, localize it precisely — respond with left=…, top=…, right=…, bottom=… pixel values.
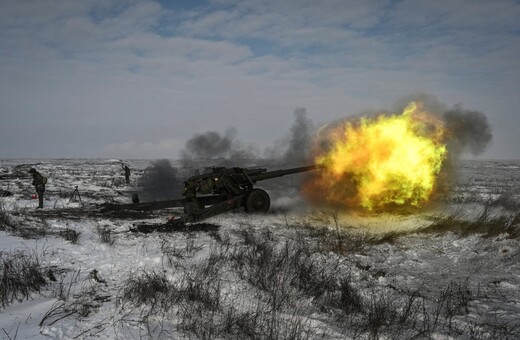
left=29, top=168, right=46, bottom=209
left=122, top=164, right=131, bottom=184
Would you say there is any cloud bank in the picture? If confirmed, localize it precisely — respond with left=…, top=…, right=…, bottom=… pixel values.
left=0, top=0, right=518, bottom=159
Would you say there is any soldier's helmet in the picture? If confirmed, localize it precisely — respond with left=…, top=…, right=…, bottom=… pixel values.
left=29, top=168, right=36, bottom=173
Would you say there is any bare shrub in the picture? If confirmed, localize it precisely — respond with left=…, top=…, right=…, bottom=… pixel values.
left=219, top=304, right=260, bottom=338
left=332, top=276, right=364, bottom=314
left=318, top=230, right=372, bottom=254
left=119, top=270, right=178, bottom=313
left=96, top=225, right=114, bottom=245
left=259, top=311, right=323, bottom=340
left=19, top=223, right=48, bottom=239
left=369, top=230, right=410, bottom=245
left=0, top=249, right=47, bottom=308
left=442, top=279, right=472, bottom=317
left=306, top=209, right=339, bottom=228
left=237, top=225, right=265, bottom=246
left=430, top=279, right=473, bottom=334
left=160, top=235, right=205, bottom=268
left=41, top=278, right=111, bottom=327
left=160, top=239, right=185, bottom=267
left=347, top=289, right=425, bottom=340
left=117, top=264, right=224, bottom=338
left=233, top=235, right=298, bottom=309
left=184, top=234, right=204, bottom=256
left=285, top=215, right=373, bottom=254
left=0, top=205, right=48, bottom=239
left=280, top=314, right=323, bottom=340
left=178, top=305, right=222, bottom=340
left=291, top=248, right=337, bottom=300
left=467, top=318, right=520, bottom=340
left=363, top=292, right=397, bottom=339
left=118, top=260, right=223, bottom=317
left=50, top=269, right=81, bottom=301
left=59, top=228, right=81, bottom=244
left=179, top=270, right=222, bottom=312
left=0, top=201, right=14, bottom=231
left=179, top=298, right=323, bottom=340
left=232, top=227, right=343, bottom=317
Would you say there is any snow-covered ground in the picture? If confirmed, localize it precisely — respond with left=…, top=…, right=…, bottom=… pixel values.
left=0, top=159, right=519, bottom=339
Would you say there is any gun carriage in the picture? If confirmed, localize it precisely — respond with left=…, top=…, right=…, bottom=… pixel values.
left=105, top=165, right=320, bottom=227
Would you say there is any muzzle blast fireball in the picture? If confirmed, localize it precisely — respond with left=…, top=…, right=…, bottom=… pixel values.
left=302, top=102, right=448, bottom=212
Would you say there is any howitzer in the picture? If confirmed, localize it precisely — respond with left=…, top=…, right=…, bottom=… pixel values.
left=105, top=164, right=321, bottom=228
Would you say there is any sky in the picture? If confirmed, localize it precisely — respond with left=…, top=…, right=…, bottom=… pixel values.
left=1, top=0, right=519, bottom=160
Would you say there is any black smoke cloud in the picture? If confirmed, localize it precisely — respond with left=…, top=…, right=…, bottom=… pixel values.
left=181, top=128, right=257, bottom=167
left=137, top=159, right=184, bottom=201
left=179, top=109, right=313, bottom=168
left=184, top=131, right=233, bottom=158
left=443, top=105, right=492, bottom=156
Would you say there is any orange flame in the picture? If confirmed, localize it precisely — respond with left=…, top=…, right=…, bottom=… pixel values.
left=303, top=102, right=448, bottom=212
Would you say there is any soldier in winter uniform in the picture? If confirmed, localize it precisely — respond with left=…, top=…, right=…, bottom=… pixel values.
left=29, top=168, right=45, bottom=209
left=122, top=164, right=131, bottom=184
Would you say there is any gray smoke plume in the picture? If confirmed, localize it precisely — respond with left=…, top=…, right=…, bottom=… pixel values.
left=282, top=108, right=313, bottom=165
left=181, top=128, right=257, bottom=167
left=442, top=105, right=492, bottom=156
left=259, top=108, right=315, bottom=210
left=180, top=110, right=314, bottom=168
left=265, top=108, right=313, bottom=166
left=182, top=129, right=235, bottom=159
left=137, top=159, right=184, bottom=201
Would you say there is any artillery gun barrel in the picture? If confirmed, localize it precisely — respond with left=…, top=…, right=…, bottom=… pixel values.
left=250, top=164, right=321, bottom=182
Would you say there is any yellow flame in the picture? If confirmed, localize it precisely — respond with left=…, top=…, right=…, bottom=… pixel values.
left=303, top=102, right=447, bottom=212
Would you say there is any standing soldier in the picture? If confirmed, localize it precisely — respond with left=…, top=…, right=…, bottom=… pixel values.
left=122, top=164, right=131, bottom=184
left=29, top=168, right=46, bottom=209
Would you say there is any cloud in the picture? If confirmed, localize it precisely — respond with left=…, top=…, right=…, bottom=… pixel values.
left=180, top=0, right=386, bottom=47
left=0, top=0, right=519, bottom=159
left=389, top=0, right=520, bottom=32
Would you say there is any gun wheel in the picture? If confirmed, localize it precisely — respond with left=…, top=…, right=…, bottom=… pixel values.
left=245, top=189, right=270, bottom=213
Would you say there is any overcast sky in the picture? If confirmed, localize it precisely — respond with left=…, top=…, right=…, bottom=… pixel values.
left=1, top=0, right=519, bottom=159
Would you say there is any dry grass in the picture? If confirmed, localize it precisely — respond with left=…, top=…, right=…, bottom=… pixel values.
left=0, top=249, right=48, bottom=308
left=421, top=208, right=520, bottom=239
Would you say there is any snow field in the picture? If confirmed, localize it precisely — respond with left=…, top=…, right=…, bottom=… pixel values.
left=0, top=159, right=519, bottom=339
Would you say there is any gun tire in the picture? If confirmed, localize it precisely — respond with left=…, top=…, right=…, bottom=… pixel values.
left=245, top=189, right=270, bottom=213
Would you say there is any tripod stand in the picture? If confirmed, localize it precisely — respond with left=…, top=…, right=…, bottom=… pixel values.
left=69, top=186, right=82, bottom=204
